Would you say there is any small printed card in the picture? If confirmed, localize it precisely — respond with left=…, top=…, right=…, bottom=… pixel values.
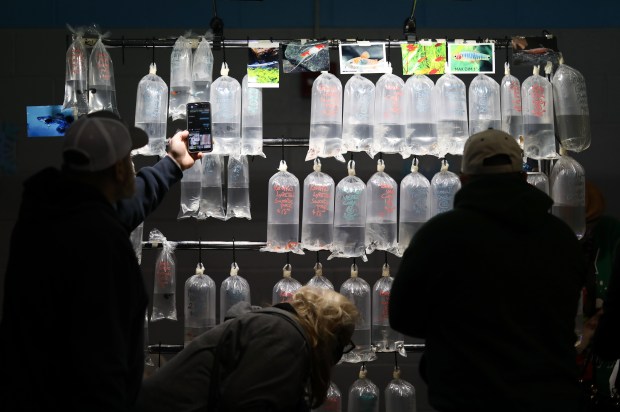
left=26, top=105, right=75, bottom=137
left=447, top=42, right=495, bottom=74
left=339, top=42, right=389, bottom=74
left=282, top=40, right=330, bottom=73
left=247, top=41, right=280, bottom=88
left=401, top=40, right=446, bottom=75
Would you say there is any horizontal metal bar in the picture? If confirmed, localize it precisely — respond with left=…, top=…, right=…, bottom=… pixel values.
left=148, top=343, right=425, bottom=355
left=142, top=240, right=266, bottom=250
left=263, top=138, right=309, bottom=147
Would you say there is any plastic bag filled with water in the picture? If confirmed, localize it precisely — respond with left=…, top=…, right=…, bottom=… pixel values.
left=190, top=36, right=214, bottom=103
left=133, top=63, right=169, bottom=157
left=372, top=264, right=405, bottom=353
left=168, top=35, right=193, bottom=121
left=211, top=62, right=242, bottom=156
left=365, top=159, right=398, bottom=256
left=307, top=71, right=345, bottom=162
left=552, top=56, right=591, bottom=153
left=272, top=263, right=302, bottom=304
left=301, top=159, right=335, bottom=252
left=433, top=72, right=468, bottom=156
left=62, top=27, right=89, bottom=118
left=404, top=74, right=436, bottom=157
left=149, top=229, right=178, bottom=321
left=550, top=150, right=586, bottom=239
left=225, top=155, right=252, bottom=220
left=342, top=74, right=375, bottom=157
left=347, top=366, right=380, bottom=412
left=501, top=62, right=523, bottom=140
left=526, top=171, right=549, bottom=195
left=130, top=221, right=144, bottom=264
left=329, top=160, right=368, bottom=261
left=305, top=262, right=334, bottom=290
left=312, top=381, right=342, bottom=412
left=374, top=65, right=406, bottom=157
left=468, top=73, right=501, bottom=135
left=88, top=37, right=119, bottom=115
left=220, top=262, right=251, bottom=323
left=521, top=65, right=557, bottom=160
left=241, top=74, right=266, bottom=158
left=177, top=158, right=202, bottom=219
left=398, top=158, right=431, bottom=256
left=430, top=160, right=461, bottom=217
left=340, top=264, right=376, bottom=363
left=184, top=262, right=216, bottom=346
left=197, top=154, right=226, bottom=220
left=385, top=367, right=417, bottom=412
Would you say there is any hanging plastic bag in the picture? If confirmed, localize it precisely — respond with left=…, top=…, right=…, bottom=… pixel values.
left=130, top=221, right=144, bottom=264
left=220, top=262, right=251, bottom=323
left=550, top=148, right=586, bottom=239
left=88, top=36, right=119, bottom=115
left=430, top=160, right=461, bottom=217
left=374, top=64, right=406, bottom=157
left=404, top=74, right=437, bottom=157
left=184, top=262, right=216, bottom=346
left=301, top=159, right=335, bottom=252
left=62, top=26, right=89, bottom=118
left=372, top=263, right=405, bottom=354
left=329, top=160, right=368, bottom=261
left=260, top=160, right=303, bottom=254
left=241, top=74, right=266, bottom=158
left=133, top=63, right=169, bottom=157
left=398, top=157, right=431, bottom=255
left=211, top=62, right=242, bottom=156
left=526, top=171, right=550, bottom=195
left=347, top=365, right=380, bottom=411
left=500, top=62, right=523, bottom=139
left=433, top=72, right=468, bottom=157
left=312, top=381, right=341, bottom=412
left=365, top=159, right=398, bottom=256
left=307, top=71, right=345, bottom=162
left=385, top=367, right=416, bottom=411
left=552, top=55, right=591, bottom=153
left=305, top=262, right=334, bottom=290
left=190, top=36, right=214, bottom=103
left=197, top=154, right=226, bottom=220
left=468, top=73, right=501, bottom=135
left=225, top=155, right=252, bottom=220
left=177, top=158, right=202, bottom=219
left=149, top=229, right=178, bottom=322
left=521, top=65, right=557, bottom=159
left=272, top=263, right=302, bottom=304
left=169, top=35, right=193, bottom=121
left=342, top=74, right=375, bottom=157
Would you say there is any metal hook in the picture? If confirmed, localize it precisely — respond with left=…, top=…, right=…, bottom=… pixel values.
left=198, top=237, right=202, bottom=263
left=232, top=237, right=236, bottom=263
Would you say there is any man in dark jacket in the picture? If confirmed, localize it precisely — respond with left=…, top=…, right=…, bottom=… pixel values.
left=389, top=129, right=587, bottom=412
left=0, top=112, right=203, bottom=411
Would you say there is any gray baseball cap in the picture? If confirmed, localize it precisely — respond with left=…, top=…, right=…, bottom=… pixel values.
left=461, top=129, right=523, bottom=175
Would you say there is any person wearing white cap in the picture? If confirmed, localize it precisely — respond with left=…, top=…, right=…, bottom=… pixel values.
left=0, top=111, right=204, bottom=412
left=389, top=129, right=587, bottom=411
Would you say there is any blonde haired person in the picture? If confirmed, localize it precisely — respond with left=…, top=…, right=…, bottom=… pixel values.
left=133, top=286, right=359, bottom=412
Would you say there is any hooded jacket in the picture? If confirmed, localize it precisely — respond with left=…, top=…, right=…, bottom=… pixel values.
left=389, top=173, right=587, bottom=412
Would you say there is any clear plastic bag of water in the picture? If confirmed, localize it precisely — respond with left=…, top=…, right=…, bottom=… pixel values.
left=62, top=27, right=89, bottom=118
left=305, top=262, right=334, bottom=290
left=552, top=56, right=591, bottom=153
left=130, top=221, right=144, bottom=264
left=197, top=154, right=226, bottom=220
left=307, top=71, right=345, bottom=162
left=149, top=229, right=178, bottom=321
left=88, top=37, right=119, bottom=115
left=521, top=65, right=557, bottom=159
left=365, top=159, right=398, bottom=256
left=433, top=72, right=468, bottom=156
left=468, top=73, right=501, bottom=135
left=177, top=158, right=203, bottom=219
left=133, top=63, right=169, bottom=157
left=190, top=36, right=214, bottom=103
left=385, top=367, right=417, bottom=412
left=398, top=158, right=431, bottom=256
left=374, top=65, right=406, bottom=156
left=430, top=160, right=461, bottom=217
left=312, top=381, right=342, bottom=412
left=241, top=74, right=266, bottom=158
left=184, top=262, right=216, bottom=346
left=272, top=263, right=302, bottom=304
left=225, top=155, right=252, bottom=220
left=372, top=264, right=404, bottom=353
left=500, top=62, right=523, bottom=139
left=301, top=159, right=335, bottom=252
left=342, top=74, right=375, bottom=157
left=347, top=366, right=380, bottom=412
left=550, top=149, right=586, bottom=239
left=526, top=171, right=550, bottom=195
left=404, top=74, right=437, bottom=157
left=169, top=35, right=193, bottom=121
left=220, top=262, right=251, bottom=323
left=211, top=62, right=242, bottom=156
left=329, top=160, right=368, bottom=261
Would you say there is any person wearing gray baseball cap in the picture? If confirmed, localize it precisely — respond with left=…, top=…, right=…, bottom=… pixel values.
left=0, top=111, right=204, bottom=411
left=390, top=129, right=587, bottom=411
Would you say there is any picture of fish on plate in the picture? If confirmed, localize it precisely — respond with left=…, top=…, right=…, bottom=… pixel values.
left=447, top=42, right=495, bottom=74
left=401, top=41, right=446, bottom=76
left=247, top=41, right=280, bottom=88
left=339, top=42, right=388, bottom=74
left=282, top=40, right=330, bottom=73
left=511, top=35, right=561, bottom=66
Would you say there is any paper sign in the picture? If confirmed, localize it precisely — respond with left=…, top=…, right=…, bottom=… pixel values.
left=247, top=41, right=280, bottom=88
left=447, top=42, right=495, bottom=74
left=401, top=41, right=447, bottom=75
left=339, top=42, right=389, bottom=74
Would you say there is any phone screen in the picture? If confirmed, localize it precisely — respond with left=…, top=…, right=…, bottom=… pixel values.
left=187, top=102, right=213, bottom=152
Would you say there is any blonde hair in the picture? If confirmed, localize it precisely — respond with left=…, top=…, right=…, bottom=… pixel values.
left=288, top=286, right=359, bottom=408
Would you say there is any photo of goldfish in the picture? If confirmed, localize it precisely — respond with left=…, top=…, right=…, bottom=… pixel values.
left=339, top=43, right=388, bottom=74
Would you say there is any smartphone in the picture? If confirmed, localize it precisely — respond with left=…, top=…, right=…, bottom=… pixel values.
left=186, top=102, right=213, bottom=153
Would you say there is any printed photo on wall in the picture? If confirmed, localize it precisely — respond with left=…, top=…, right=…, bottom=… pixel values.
left=247, top=41, right=280, bottom=88
left=447, top=42, right=495, bottom=74
left=281, top=40, right=330, bottom=73
left=401, top=40, right=446, bottom=75
left=511, top=35, right=561, bottom=66
left=339, top=42, right=388, bottom=74
left=26, top=105, right=75, bottom=138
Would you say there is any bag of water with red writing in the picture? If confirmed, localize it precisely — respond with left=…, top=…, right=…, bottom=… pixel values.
left=62, top=26, right=89, bottom=118
left=88, top=36, right=119, bottom=115
left=521, top=65, right=557, bottom=159
left=301, top=158, right=335, bottom=252
left=149, top=229, right=178, bottom=322
left=365, top=159, right=398, bottom=256
left=272, top=263, right=302, bottom=304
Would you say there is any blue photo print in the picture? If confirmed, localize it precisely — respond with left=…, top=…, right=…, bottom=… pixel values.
left=26, top=105, right=75, bottom=137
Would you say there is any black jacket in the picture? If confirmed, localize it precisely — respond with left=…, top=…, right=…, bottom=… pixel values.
left=0, top=156, right=182, bottom=412
left=389, top=174, right=587, bottom=412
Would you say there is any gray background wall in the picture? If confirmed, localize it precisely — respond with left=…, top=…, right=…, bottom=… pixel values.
left=1, top=1, right=619, bottom=411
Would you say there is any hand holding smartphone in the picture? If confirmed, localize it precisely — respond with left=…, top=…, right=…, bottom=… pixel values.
left=186, top=102, right=213, bottom=153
